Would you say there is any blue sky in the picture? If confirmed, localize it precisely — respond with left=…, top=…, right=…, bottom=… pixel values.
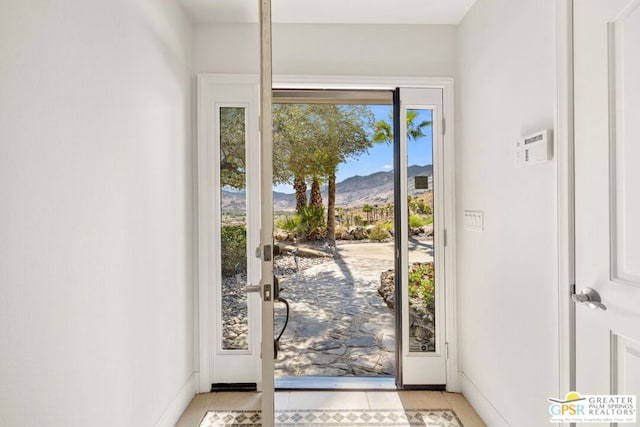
left=273, top=105, right=433, bottom=194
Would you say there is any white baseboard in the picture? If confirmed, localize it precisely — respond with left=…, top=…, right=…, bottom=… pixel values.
left=459, top=372, right=510, bottom=427
left=155, top=372, right=198, bottom=427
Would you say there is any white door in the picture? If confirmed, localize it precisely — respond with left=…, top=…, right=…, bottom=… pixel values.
left=197, top=76, right=262, bottom=388
left=397, top=88, right=447, bottom=386
left=574, top=0, right=640, bottom=424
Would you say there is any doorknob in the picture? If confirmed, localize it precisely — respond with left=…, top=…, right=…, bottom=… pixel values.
left=572, top=287, right=606, bottom=310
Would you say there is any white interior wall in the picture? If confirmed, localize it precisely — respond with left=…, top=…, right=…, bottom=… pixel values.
left=0, top=1, right=195, bottom=426
left=194, top=23, right=457, bottom=77
left=455, top=0, right=558, bottom=426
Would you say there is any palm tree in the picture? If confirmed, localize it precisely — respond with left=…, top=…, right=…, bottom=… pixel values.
left=373, top=110, right=432, bottom=143
left=362, top=204, right=373, bottom=223
left=385, top=203, right=394, bottom=219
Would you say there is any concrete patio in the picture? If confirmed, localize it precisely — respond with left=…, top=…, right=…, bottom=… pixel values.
left=274, top=239, right=434, bottom=377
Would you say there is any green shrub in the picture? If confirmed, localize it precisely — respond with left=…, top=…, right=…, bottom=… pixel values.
left=408, top=263, right=435, bottom=313
left=408, top=197, right=432, bottom=215
left=276, top=215, right=300, bottom=231
left=296, top=205, right=326, bottom=240
left=380, top=221, right=394, bottom=232
left=297, top=205, right=325, bottom=229
left=420, top=204, right=433, bottom=215
left=368, top=225, right=390, bottom=241
left=409, top=214, right=429, bottom=228
left=221, top=224, right=247, bottom=277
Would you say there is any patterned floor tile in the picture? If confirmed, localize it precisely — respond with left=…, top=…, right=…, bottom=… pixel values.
left=199, top=408, right=463, bottom=426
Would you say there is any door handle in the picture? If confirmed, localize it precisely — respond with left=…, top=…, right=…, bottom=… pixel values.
left=246, top=284, right=260, bottom=293
left=245, top=283, right=272, bottom=301
left=572, top=287, right=606, bottom=310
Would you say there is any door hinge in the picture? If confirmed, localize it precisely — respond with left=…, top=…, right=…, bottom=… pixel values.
left=445, top=342, right=449, bottom=359
left=443, top=229, right=447, bottom=247
left=570, top=283, right=576, bottom=296
left=442, top=117, right=446, bottom=136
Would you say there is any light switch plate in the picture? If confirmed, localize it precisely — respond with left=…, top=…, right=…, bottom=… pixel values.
left=464, top=210, right=484, bottom=232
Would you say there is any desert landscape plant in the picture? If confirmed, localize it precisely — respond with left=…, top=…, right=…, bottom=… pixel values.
left=276, top=216, right=300, bottom=232
left=409, top=214, right=430, bottom=228
left=408, top=262, right=435, bottom=314
left=295, top=205, right=326, bottom=241
left=221, top=224, right=247, bottom=276
left=368, top=225, right=391, bottom=241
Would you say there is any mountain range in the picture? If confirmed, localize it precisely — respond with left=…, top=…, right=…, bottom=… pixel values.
left=222, top=164, right=433, bottom=211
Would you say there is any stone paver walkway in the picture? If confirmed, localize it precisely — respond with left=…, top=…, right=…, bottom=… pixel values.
left=274, top=242, right=396, bottom=377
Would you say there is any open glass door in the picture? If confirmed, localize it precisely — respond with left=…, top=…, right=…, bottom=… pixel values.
left=258, top=0, right=275, bottom=424
left=196, top=3, right=275, bottom=424
left=396, top=88, right=447, bottom=386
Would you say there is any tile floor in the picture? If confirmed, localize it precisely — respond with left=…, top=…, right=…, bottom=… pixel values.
left=176, top=390, right=486, bottom=426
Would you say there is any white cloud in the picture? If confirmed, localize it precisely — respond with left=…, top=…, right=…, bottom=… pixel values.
left=382, top=164, right=392, bottom=170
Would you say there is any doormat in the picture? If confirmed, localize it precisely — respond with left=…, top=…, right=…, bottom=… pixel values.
left=199, top=408, right=464, bottom=426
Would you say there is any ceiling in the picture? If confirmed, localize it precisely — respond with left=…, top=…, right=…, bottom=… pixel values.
left=178, top=0, right=477, bottom=25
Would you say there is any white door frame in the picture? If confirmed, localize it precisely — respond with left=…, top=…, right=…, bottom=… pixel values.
left=272, top=75, right=458, bottom=392
left=196, top=74, right=458, bottom=392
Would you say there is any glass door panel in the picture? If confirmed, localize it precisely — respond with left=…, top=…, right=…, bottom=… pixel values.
left=219, top=106, right=250, bottom=352
left=398, top=88, right=446, bottom=386
left=406, top=108, right=436, bottom=354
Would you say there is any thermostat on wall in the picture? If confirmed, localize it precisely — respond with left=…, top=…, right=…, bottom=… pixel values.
left=515, top=129, right=553, bottom=167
